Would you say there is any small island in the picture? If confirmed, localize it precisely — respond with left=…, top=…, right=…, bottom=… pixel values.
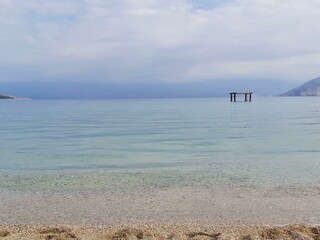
left=0, top=94, right=15, bottom=99
left=0, top=94, right=30, bottom=100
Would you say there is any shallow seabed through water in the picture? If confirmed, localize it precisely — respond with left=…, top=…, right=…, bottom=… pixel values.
left=1, top=97, right=320, bottom=226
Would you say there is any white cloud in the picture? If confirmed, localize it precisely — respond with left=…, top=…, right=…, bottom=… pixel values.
left=1, top=0, right=320, bottom=82
left=187, top=53, right=320, bottom=81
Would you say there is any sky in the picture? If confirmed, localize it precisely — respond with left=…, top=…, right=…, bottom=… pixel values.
left=1, top=0, right=320, bottom=89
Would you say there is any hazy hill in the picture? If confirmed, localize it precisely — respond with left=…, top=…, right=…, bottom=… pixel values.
left=0, top=79, right=295, bottom=99
left=281, top=77, right=320, bottom=96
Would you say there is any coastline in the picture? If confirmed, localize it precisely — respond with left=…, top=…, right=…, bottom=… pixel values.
left=1, top=224, right=320, bottom=239
left=2, top=183, right=320, bottom=231
left=3, top=167, right=319, bottom=239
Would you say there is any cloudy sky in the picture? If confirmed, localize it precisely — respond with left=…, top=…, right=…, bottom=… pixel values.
left=1, top=0, right=320, bottom=84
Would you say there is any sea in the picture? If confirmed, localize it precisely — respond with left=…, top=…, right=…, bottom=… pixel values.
left=1, top=97, right=320, bottom=191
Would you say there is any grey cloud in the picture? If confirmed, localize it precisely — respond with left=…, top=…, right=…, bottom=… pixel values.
left=0, top=0, right=320, bottom=83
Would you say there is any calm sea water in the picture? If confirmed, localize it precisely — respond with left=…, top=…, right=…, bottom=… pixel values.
left=1, top=97, right=320, bottom=189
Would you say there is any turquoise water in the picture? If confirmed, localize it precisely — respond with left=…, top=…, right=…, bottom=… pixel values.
left=1, top=97, right=320, bottom=189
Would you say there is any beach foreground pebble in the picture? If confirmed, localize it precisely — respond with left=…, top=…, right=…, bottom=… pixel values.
left=0, top=224, right=319, bottom=240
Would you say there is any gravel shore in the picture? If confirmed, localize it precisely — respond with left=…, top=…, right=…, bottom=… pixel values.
left=1, top=224, right=320, bottom=240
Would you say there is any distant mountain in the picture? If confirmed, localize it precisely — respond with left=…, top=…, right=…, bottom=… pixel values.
left=281, top=77, right=320, bottom=96
left=0, top=79, right=295, bottom=99
left=0, top=94, right=15, bottom=99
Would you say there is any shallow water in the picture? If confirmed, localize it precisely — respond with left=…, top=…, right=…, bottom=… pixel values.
left=1, top=97, right=320, bottom=189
